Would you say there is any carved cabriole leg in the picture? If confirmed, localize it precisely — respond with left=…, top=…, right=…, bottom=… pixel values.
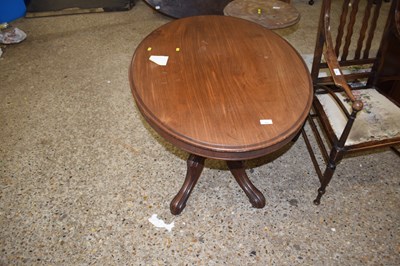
left=170, top=154, right=205, bottom=215
left=227, top=161, right=266, bottom=208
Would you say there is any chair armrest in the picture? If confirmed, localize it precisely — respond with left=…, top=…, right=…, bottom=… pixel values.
left=323, top=49, right=363, bottom=112
left=322, top=6, right=363, bottom=112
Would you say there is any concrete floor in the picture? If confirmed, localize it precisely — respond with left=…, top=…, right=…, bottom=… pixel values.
left=1, top=0, right=399, bottom=265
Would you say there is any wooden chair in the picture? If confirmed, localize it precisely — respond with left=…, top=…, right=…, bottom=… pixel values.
left=302, top=0, right=400, bottom=205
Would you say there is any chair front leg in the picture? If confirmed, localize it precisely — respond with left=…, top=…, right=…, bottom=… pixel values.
left=314, top=144, right=346, bottom=205
left=314, top=104, right=361, bottom=205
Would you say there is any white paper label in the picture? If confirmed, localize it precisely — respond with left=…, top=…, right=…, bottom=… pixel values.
left=333, top=68, right=341, bottom=75
left=260, top=119, right=273, bottom=125
left=149, top=55, right=169, bottom=66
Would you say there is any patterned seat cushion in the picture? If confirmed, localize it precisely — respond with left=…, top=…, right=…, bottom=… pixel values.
left=316, top=88, right=400, bottom=146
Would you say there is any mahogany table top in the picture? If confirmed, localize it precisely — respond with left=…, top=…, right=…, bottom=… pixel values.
left=130, top=16, right=312, bottom=160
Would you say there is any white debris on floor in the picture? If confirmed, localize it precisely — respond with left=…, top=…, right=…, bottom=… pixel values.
left=148, top=214, right=174, bottom=232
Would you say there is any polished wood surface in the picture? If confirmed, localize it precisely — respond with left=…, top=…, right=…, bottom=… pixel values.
left=143, top=0, right=233, bottom=18
left=130, top=16, right=312, bottom=161
left=224, top=0, right=300, bottom=29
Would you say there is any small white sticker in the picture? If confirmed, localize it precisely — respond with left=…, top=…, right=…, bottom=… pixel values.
left=260, top=119, right=273, bottom=125
left=149, top=55, right=169, bottom=66
left=272, top=6, right=281, bottom=9
left=155, top=5, right=161, bottom=10
left=333, top=68, right=341, bottom=75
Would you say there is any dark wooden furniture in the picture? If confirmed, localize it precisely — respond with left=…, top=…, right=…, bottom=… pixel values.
left=302, top=0, right=400, bottom=205
left=224, top=0, right=300, bottom=29
left=374, top=0, right=400, bottom=104
left=130, top=16, right=312, bottom=215
left=143, top=0, right=233, bottom=18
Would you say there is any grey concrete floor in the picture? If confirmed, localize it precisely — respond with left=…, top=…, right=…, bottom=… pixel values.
left=1, top=0, right=399, bottom=265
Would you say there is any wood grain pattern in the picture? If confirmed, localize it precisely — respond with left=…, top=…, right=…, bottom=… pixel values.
left=223, top=0, right=300, bottom=29
left=130, top=16, right=312, bottom=160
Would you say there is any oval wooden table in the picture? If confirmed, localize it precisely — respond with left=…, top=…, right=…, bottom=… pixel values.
left=129, top=16, right=312, bottom=215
